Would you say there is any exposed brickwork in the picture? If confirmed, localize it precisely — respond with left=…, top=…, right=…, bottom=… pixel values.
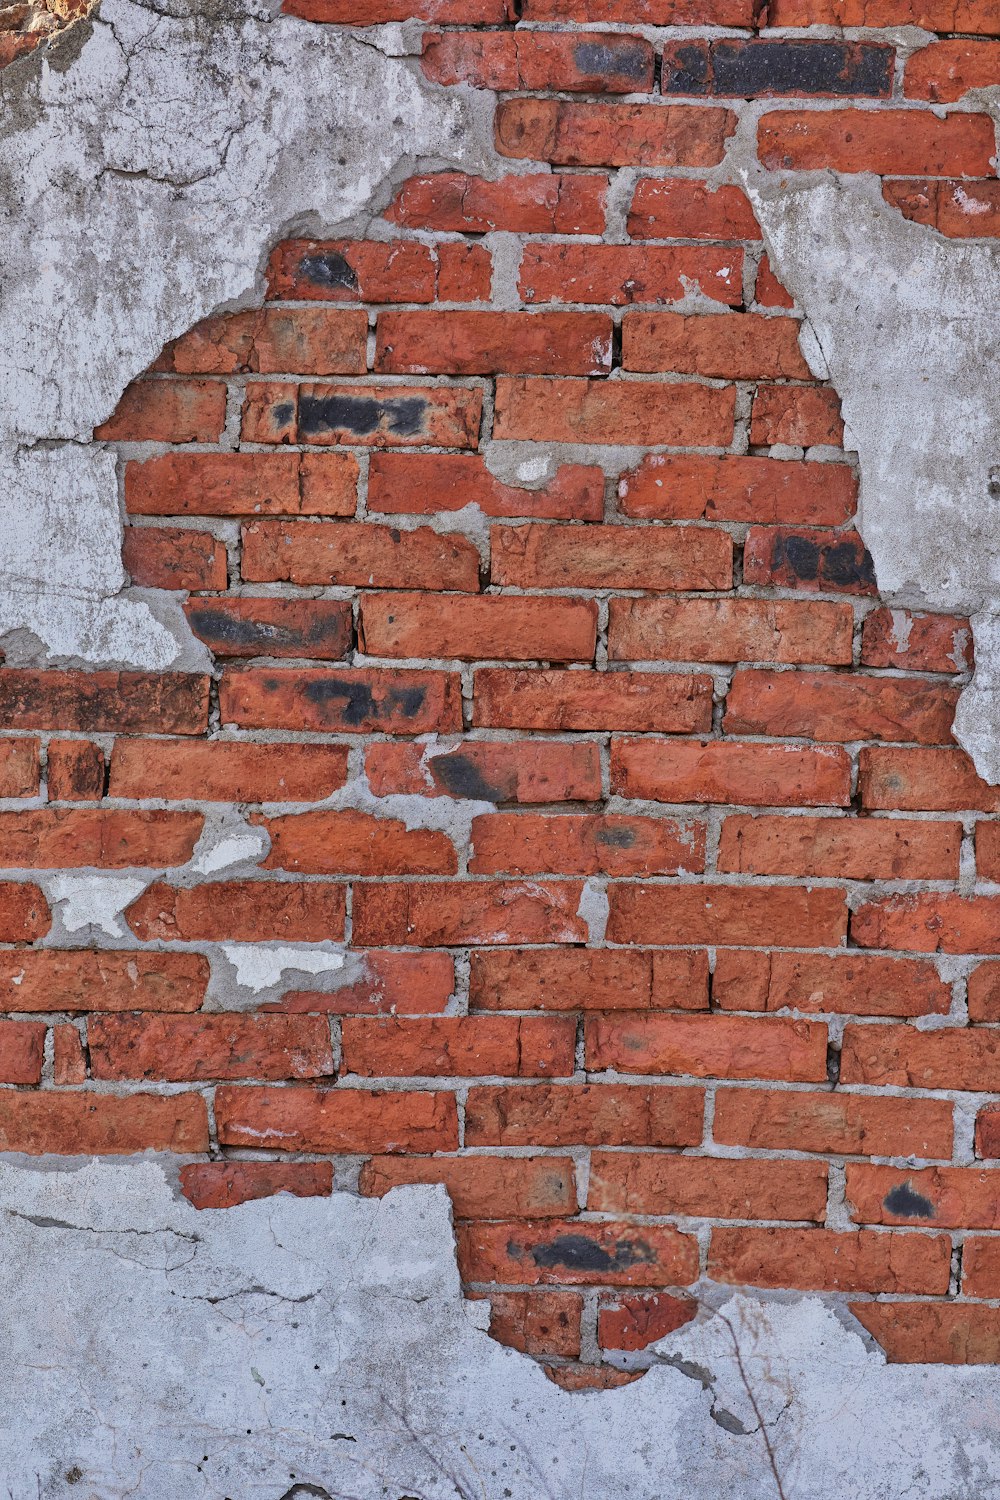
left=4, top=0, right=1000, bottom=1381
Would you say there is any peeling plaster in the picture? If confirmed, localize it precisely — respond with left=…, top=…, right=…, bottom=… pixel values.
left=1, top=1160, right=999, bottom=1498
left=217, top=943, right=346, bottom=992
left=0, top=0, right=499, bottom=669
left=45, top=871, right=149, bottom=937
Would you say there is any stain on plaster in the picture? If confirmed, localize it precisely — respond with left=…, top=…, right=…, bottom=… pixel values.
left=0, top=0, right=499, bottom=671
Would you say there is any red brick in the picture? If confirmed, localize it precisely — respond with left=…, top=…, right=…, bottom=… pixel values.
left=180, top=1161, right=334, bottom=1210
left=545, top=1366, right=642, bottom=1391
left=435, top=242, right=492, bottom=302
left=365, top=741, right=602, bottom=804
left=422, top=30, right=654, bottom=92
left=977, top=1105, right=1000, bottom=1157
left=627, top=177, right=760, bottom=240
left=976, top=821, right=1000, bottom=881
left=126, top=451, right=359, bottom=518
left=713, top=949, right=950, bottom=1018
left=359, top=1154, right=577, bottom=1217
left=710, top=1227, right=950, bottom=1293
left=0, top=1020, right=45, bottom=1084
left=662, top=37, right=893, bottom=97
left=624, top=312, right=809, bottom=379
left=851, top=1302, right=1000, bottom=1365
left=851, top=895, right=1000, bottom=955
left=125, top=880, right=346, bottom=943
left=0, top=739, right=39, bottom=798
left=590, top=1152, right=827, bottom=1221
left=257, top=809, right=456, bottom=875
left=496, top=99, right=736, bottom=168
left=759, top=108, right=996, bottom=176
left=904, top=39, right=1000, bottom=102
left=617, top=452, right=857, bottom=525
left=0, top=1092, right=209, bottom=1154
left=714, top=1087, right=953, bottom=1158
left=0, top=670, right=209, bottom=734
left=352, top=880, right=587, bottom=947
left=861, top=608, right=972, bottom=673
left=493, top=377, right=735, bottom=447
left=469, top=812, right=705, bottom=876
left=523, top=0, right=752, bottom=18
left=368, top=453, right=604, bottom=522
left=360, top=593, right=598, bottom=663
left=46, top=740, right=103, bottom=801
left=219, top=667, right=462, bottom=734
left=744, top=525, right=875, bottom=595
left=611, top=738, right=851, bottom=807
left=598, top=1292, right=696, bottom=1351
left=491, top=522, right=732, bottom=592
left=0, top=34, right=40, bottom=67
left=108, top=739, right=347, bottom=802
left=52, top=1025, right=87, bottom=1086
left=388, top=172, right=607, bottom=235
left=718, top=813, right=960, bottom=881
left=244, top=382, right=483, bottom=449
left=470, top=948, right=708, bottom=1012
left=847, top=1165, right=1000, bottom=1229
left=466, top=1082, right=705, bottom=1147
left=241, top=519, right=480, bottom=590
left=94, top=378, right=226, bottom=442
left=157, top=307, right=366, bottom=376
left=90, top=1014, right=333, bottom=1082
left=266, top=238, right=436, bottom=302
left=754, top=254, right=795, bottom=309
left=519, top=244, right=743, bottom=307
left=859, top=746, right=1000, bottom=811
left=608, top=883, right=847, bottom=948
left=883, top=177, right=1000, bottom=238
left=284, top=0, right=505, bottom=20
left=609, top=598, right=853, bottom=666
left=457, top=1218, right=699, bottom=1286
left=767, top=0, right=999, bottom=29
left=586, top=1011, right=827, bottom=1081
left=122, top=526, right=227, bottom=592
left=842, top=1023, right=1000, bottom=1087
left=486, top=1291, right=583, bottom=1357
left=184, top=598, right=353, bottom=660
left=750, top=385, right=844, bottom=447
left=474, top=669, right=713, bottom=732
left=272, top=951, right=455, bottom=1016
left=375, top=310, right=612, bottom=376
left=0, top=950, right=208, bottom=1013
left=969, top=964, right=1000, bottom=1024
left=725, top=670, right=959, bottom=744
left=216, top=1085, right=458, bottom=1152
left=0, top=809, right=201, bottom=869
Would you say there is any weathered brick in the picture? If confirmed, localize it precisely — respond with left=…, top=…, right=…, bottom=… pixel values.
left=609, top=598, right=853, bottom=666
left=851, top=895, right=1000, bottom=954
left=623, top=311, right=809, bottom=378
left=750, top=384, right=844, bottom=447
left=0, top=950, right=208, bottom=1013
left=108, top=739, right=348, bottom=802
left=375, top=310, right=613, bottom=375
left=219, top=667, right=462, bottom=734
left=976, top=821, right=1000, bottom=882
left=519, top=244, right=743, bottom=307
left=858, top=747, right=1000, bottom=812
left=486, top=1290, right=583, bottom=1357
left=388, top=172, right=607, bottom=235
left=491, top=522, right=732, bottom=592
left=493, top=377, right=735, bottom=446
left=422, top=30, right=654, bottom=92
left=52, top=1024, right=87, bottom=1086
left=767, top=0, right=998, bottom=30
left=266, top=238, right=437, bottom=302
left=244, top=382, right=483, bottom=448
left=710, top=1227, right=950, bottom=1294
left=496, top=99, right=736, bottom=168
left=598, top=1292, right=696, bottom=1351
left=627, top=178, right=760, bottom=240
left=352, top=880, right=587, bottom=947
left=457, top=1218, right=699, bottom=1286
left=743, top=526, right=876, bottom=595
left=0, top=739, right=39, bottom=798
left=758, top=108, right=996, bottom=176
left=662, top=38, right=893, bottom=97
left=95, top=378, right=226, bottom=442
left=89, top=1014, right=334, bottom=1081
left=724, top=670, right=960, bottom=744
left=216, top=1085, right=458, bottom=1153
left=0, top=671, right=209, bottom=734
left=0, top=1092, right=209, bottom=1154
left=180, top=1161, right=334, bottom=1209
left=156, top=307, right=367, bottom=375
left=718, top=813, right=960, bottom=880
left=754, top=254, right=795, bottom=308
left=284, top=0, right=506, bottom=21
left=611, top=738, right=851, bottom=807
left=861, top=608, right=972, bottom=673
left=713, top=1087, right=953, bottom=1158
left=846, top=1165, right=1000, bottom=1229
left=368, top=454, right=605, bottom=521
left=257, top=809, right=457, bottom=875
left=123, top=526, right=227, bottom=592
left=850, top=1302, right=1000, bottom=1365
left=883, top=177, right=1000, bottom=239
left=617, top=453, right=857, bottom=525
left=522, top=0, right=752, bottom=18
left=359, top=1154, right=577, bottom=1218
left=469, top=812, right=705, bottom=876
left=470, top=948, right=709, bottom=1012
left=0, top=1020, right=45, bottom=1084
left=586, top=1012, right=828, bottom=1081
left=241, top=519, right=480, bottom=590
left=364, top=741, right=602, bottom=804
left=126, top=451, right=359, bottom=518
left=904, top=39, right=1000, bottom=102
left=608, top=883, right=847, bottom=947
left=46, top=740, right=103, bottom=801
left=590, top=1152, right=828, bottom=1220
left=272, top=951, right=455, bottom=1016
left=976, top=1104, right=1000, bottom=1156
left=0, top=809, right=202, bottom=869
left=842, top=1023, right=1000, bottom=1088
left=360, top=593, right=599, bottom=663
left=184, top=598, right=353, bottom=660
left=713, top=949, right=950, bottom=1018
left=474, top=669, right=714, bottom=732
left=125, top=880, right=346, bottom=943
left=465, top=1082, right=705, bottom=1147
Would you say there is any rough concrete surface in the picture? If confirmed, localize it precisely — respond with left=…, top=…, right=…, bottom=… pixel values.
left=0, top=0, right=496, bottom=669
left=0, top=1159, right=997, bottom=1500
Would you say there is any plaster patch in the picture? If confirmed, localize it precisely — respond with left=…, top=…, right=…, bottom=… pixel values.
left=188, top=812, right=270, bottom=876
left=746, top=169, right=1000, bottom=781
left=0, top=0, right=499, bottom=669
left=1, top=1159, right=1000, bottom=1497
left=46, top=872, right=149, bottom=937
left=218, top=942, right=345, bottom=991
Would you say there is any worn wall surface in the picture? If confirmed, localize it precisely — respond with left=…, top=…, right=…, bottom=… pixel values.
left=2, top=0, right=1000, bottom=1493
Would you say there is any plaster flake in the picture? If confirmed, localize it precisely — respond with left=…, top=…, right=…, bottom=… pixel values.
left=46, top=872, right=149, bottom=936
left=0, top=0, right=497, bottom=670
left=218, top=942, right=346, bottom=991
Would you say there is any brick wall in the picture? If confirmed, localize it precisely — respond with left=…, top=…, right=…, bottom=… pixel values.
left=3, top=0, right=1000, bottom=1380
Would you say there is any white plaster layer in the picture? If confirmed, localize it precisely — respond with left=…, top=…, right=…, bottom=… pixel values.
left=0, top=1160, right=998, bottom=1498
left=218, top=942, right=345, bottom=991
left=46, top=872, right=149, bottom=937
left=746, top=171, right=1000, bottom=781
left=0, top=0, right=498, bottom=668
